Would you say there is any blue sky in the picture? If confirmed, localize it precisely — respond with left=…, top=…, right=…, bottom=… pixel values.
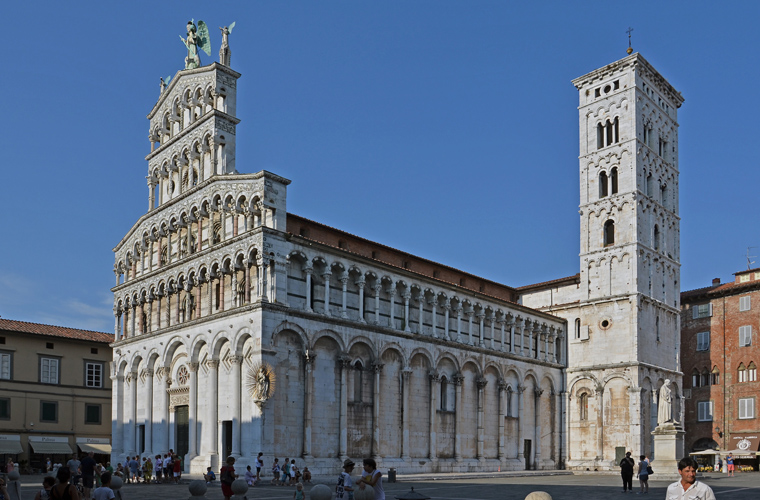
left=1, top=2, right=758, bottom=332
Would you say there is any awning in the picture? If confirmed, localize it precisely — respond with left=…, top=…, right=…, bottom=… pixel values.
left=690, top=449, right=720, bottom=455
left=29, top=441, right=74, bottom=454
left=78, top=443, right=111, bottom=454
left=0, top=439, right=23, bottom=454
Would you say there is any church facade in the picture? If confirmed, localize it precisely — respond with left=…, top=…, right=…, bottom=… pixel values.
left=110, top=44, right=682, bottom=473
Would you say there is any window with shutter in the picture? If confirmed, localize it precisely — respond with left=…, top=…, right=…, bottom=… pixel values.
left=739, top=398, right=755, bottom=419
left=40, top=357, right=59, bottom=384
left=0, top=352, right=10, bottom=380
left=696, top=332, right=710, bottom=351
left=740, top=326, right=753, bottom=347
left=693, top=304, right=712, bottom=319
left=740, top=296, right=751, bottom=311
left=697, top=401, right=713, bottom=421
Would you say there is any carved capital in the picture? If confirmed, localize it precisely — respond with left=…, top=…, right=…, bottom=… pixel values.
left=144, top=369, right=155, bottom=377
left=229, top=354, right=243, bottom=365
left=372, top=362, right=384, bottom=374
left=516, top=384, right=526, bottom=394
left=206, top=359, right=219, bottom=369
left=452, top=373, right=465, bottom=386
left=428, top=370, right=440, bottom=382
left=476, top=376, right=488, bottom=389
left=534, top=388, right=544, bottom=398
left=338, top=354, right=351, bottom=369
left=188, top=362, right=199, bottom=372
left=497, top=378, right=508, bottom=391
left=304, top=351, right=317, bottom=365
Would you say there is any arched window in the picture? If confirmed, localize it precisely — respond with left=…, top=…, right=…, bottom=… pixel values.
left=654, top=225, right=660, bottom=251
left=692, top=369, right=700, bottom=388
left=603, top=220, right=615, bottom=247
left=579, top=393, right=588, bottom=421
left=701, top=370, right=710, bottom=387
left=142, top=313, right=148, bottom=334
left=440, top=377, right=448, bottom=410
left=749, top=362, right=757, bottom=382
left=611, top=167, right=619, bottom=194
left=353, top=361, right=363, bottom=402
left=506, top=387, right=513, bottom=417
left=661, top=183, right=668, bottom=209
left=597, top=123, right=604, bottom=149
left=656, top=316, right=660, bottom=341
left=738, top=363, right=747, bottom=383
left=711, top=366, right=720, bottom=385
left=646, top=173, right=653, bottom=197
left=599, top=172, right=608, bottom=198
left=575, top=318, right=581, bottom=339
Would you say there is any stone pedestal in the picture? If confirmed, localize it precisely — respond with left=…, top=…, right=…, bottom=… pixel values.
left=652, top=423, right=685, bottom=480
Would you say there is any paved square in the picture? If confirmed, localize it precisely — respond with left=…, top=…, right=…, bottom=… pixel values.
left=14, top=472, right=760, bottom=500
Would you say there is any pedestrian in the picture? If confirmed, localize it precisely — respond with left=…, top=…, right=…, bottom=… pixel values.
left=49, top=467, right=81, bottom=500
left=619, top=451, right=635, bottom=493
left=93, top=472, right=115, bottom=500
left=164, top=454, right=172, bottom=483
left=204, top=467, right=217, bottom=485
left=128, top=456, right=139, bottom=484
left=67, top=454, right=81, bottom=486
left=0, top=477, right=8, bottom=500
left=635, top=454, right=648, bottom=494
left=336, top=459, right=355, bottom=500
left=281, top=457, right=290, bottom=486
left=271, top=458, right=280, bottom=486
left=34, top=476, right=56, bottom=500
left=172, top=455, right=181, bottom=484
left=294, top=482, right=305, bottom=500
left=302, top=467, right=312, bottom=483
left=5, top=458, right=14, bottom=474
left=245, top=465, right=255, bottom=486
left=46, top=458, right=53, bottom=473
left=358, top=458, right=385, bottom=500
left=666, top=457, right=715, bottom=500
left=220, top=457, right=237, bottom=500
left=80, top=451, right=97, bottom=498
left=726, top=453, right=734, bottom=477
left=143, top=457, right=153, bottom=484
left=716, top=455, right=722, bottom=472
left=154, top=455, right=162, bottom=484
left=255, top=452, right=264, bottom=483
left=290, top=459, right=298, bottom=486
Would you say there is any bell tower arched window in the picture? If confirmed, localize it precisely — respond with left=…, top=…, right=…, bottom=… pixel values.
left=353, top=361, right=363, bottom=402
left=611, top=167, right=618, bottom=194
left=440, top=377, right=448, bottom=410
left=654, top=225, right=660, bottom=251
left=579, top=392, right=588, bottom=421
left=603, top=220, right=615, bottom=247
left=599, top=172, right=608, bottom=198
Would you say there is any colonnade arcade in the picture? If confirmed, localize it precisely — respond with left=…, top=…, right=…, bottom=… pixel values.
left=115, top=247, right=565, bottom=367
left=113, top=323, right=562, bottom=471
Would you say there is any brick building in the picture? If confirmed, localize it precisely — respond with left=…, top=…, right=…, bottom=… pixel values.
left=681, top=269, right=760, bottom=469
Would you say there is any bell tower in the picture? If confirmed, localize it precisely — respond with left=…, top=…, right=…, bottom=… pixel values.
left=569, top=52, right=684, bottom=463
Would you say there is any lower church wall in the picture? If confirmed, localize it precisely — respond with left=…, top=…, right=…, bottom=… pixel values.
left=111, top=304, right=565, bottom=474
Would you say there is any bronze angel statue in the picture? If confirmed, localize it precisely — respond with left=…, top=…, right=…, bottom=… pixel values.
left=180, top=20, right=211, bottom=69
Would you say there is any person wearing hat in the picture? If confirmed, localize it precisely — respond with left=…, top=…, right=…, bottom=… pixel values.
left=336, top=459, right=355, bottom=500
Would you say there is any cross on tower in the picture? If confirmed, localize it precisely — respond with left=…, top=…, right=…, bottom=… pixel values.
left=626, top=27, right=634, bottom=48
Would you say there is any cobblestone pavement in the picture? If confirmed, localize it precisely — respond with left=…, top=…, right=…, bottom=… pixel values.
left=12, top=472, right=760, bottom=500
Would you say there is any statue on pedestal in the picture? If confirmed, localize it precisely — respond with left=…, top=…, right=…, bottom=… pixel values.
left=219, top=22, right=235, bottom=66
left=180, top=20, right=211, bottom=69
left=657, top=379, right=673, bottom=426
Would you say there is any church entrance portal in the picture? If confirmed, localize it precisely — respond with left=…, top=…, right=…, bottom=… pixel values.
left=175, top=406, right=189, bottom=462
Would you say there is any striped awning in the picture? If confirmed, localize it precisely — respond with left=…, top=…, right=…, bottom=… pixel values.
left=78, top=443, right=112, bottom=454
left=29, top=441, right=74, bottom=454
left=0, top=439, right=23, bottom=454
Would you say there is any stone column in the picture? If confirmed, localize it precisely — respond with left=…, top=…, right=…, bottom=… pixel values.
left=242, top=260, right=251, bottom=305
left=443, top=303, right=450, bottom=340
left=322, top=272, right=331, bottom=315
left=402, top=292, right=412, bottom=333
left=595, top=387, right=604, bottom=460
left=204, top=360, right=219, bottom=460
left=497, top=379, right=507, bottom=462
left=453, top=373, right=464, bottom=461
left=260, top=259, right=269, bottom=303
left=417, top=293, right=424, bottom=334
left=130, top=305, right=137, bottom=338
left=340, top=274, right=349, bottom=319
left=428, top=371, right=439, bottom=460
left=219, top=273, right=226, bottom=311
left=534, top=388, right=543, bottom=466
left=160, top=367, right=171, bottom=455
left=197, top=217, right=203, bottom=252
left=388, top=285, right=397, bottom=328
left=429, top=299, right=438, bottom=338
left=148, top=177, right=156, bottom=210
left=187, top=362, right=199, bottom=459
left=304, top=267, right=314, bottom=312
left=303, top=353, right=315, bottom=459
left=356, top=279, right=366, bottom=322
left=517, top=385, right=525, bottom=461
left=510, top=318, right=517, bottom=354
left=372, top=363, right=383, bottom=460
left=489, top=315, right=495, bottom=349
left=466, top=309, right=474, bottom=345
left=550, top=332, right=558, bottom=363
left=174, top=289, right=181, bottom=323
left=478, top=312, right=486, bottom=348
left=144, top=369, right=154, bottom=456
left=231, top=272, right=239, bottom=308
left=476, top=376, right=487, bottom=459
left=230, top=355, right=242, bottom=457
left=338, top=356, right=350, bottom=460
left=527, top=322, right=535, bottom=358
left=114, top=307, right=121, bottom=342
left=373, top=284, right=382, bottom=324
left=207, top=277, right=214, bottom=316
left=544, top=327, right=551, bottom=362
left=147, top=299, right=153, bottom=333
left=111, top=374, right=124, bottom=458
left=499, top=319, right=506, bottom=352
left=628, top=386, right=643, bottom=457
left=165, top=293, right=172, bottom=327
left=455, top=306, right=463, bottom=343
left=125, top=371, right=138, bottom=457
left=401, top=368, right=412, bottom=460
left=520, top=319, right=528, bottom=356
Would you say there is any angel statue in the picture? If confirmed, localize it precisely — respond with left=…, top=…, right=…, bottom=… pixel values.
left=219, top=22, right=235, bottom=66
left=180, top=20, right=211, bottom=69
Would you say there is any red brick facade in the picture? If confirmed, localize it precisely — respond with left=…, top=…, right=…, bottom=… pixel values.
left=681, top=269, right=760, bottom=467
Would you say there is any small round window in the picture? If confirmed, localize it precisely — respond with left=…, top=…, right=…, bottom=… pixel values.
left=600, top=318, right=612, bottom=330
left=604, top=85, right=612, bottom=94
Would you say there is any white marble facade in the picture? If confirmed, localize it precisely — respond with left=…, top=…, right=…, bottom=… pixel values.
left=111, top=62, right=565, bottom=474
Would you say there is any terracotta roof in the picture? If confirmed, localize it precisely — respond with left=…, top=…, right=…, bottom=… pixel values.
left=681, top=280, right=760, bottom=302
left=516, top=274, right=581, bottom=291
left=0, top=318, right=112, bottom=344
